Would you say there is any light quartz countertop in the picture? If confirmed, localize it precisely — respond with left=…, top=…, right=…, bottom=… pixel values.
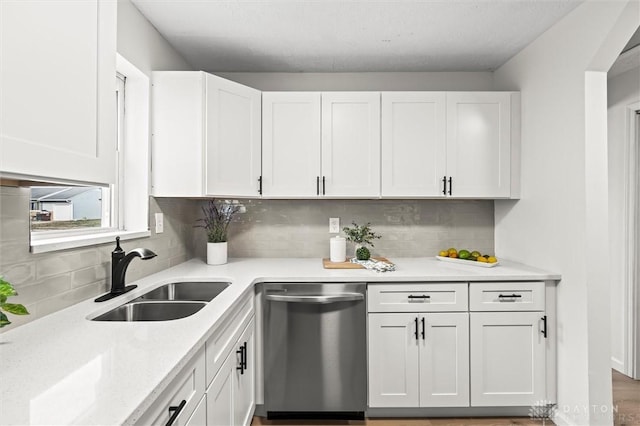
left=0, top=257, right=560, bottom=425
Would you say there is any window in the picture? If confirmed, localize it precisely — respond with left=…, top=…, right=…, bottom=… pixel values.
left=29, top=55, right=151, bottom=253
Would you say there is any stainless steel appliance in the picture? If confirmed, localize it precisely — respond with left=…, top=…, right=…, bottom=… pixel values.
left=263, top=282, right=366, bottom=420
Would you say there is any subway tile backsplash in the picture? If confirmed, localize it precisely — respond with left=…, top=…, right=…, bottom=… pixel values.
left=193, top=199, right=495, bottom=259
left=1, top=188, right=494, bottom=331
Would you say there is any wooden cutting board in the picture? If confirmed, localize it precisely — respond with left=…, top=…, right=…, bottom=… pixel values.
left=322, top=257, right=391, bottom=269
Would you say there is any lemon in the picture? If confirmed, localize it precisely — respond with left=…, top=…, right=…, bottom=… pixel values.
left=447, top=248, right=457, bottom=255
left=477, top=256, right=488, bottom=263
left=438, top=250, right=448, bottom=257
left=487, top=256, right=498, bottom=263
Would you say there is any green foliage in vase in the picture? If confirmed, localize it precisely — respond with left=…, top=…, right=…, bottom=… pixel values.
left=356, top=246, right=371, bottom=261
left=0, top=277, right=29, bottom=328
left=342, top=221, right=381, bottom=247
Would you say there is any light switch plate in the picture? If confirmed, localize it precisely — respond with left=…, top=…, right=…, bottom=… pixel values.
left=155, top=213, right=164, bottom=234
left=329, top=217, right=340, bottom=233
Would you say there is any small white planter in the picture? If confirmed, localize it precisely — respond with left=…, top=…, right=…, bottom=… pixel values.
left=207, top=242, right=228, bottom=265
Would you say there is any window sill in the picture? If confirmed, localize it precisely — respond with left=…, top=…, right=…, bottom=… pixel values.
left=30, top=229, right=151, bottom=254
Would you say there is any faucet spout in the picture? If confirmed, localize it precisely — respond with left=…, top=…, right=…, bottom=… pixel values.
left=95, top=238, right=157, bottom=302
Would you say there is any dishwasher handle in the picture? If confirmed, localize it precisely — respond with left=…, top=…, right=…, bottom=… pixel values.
left=265, top=293, right=364, bottom=304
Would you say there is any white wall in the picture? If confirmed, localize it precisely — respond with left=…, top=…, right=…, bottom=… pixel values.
left=216, top=71, right=493, bottom=91
left=492, top=1, right=639, bottom=425
left=117, top=0, right=192, bottom=74
left=608, top=65, right=640, bottom=375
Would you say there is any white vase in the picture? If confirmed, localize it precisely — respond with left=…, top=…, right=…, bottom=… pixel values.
left=207, top=242, right=228, bottom=265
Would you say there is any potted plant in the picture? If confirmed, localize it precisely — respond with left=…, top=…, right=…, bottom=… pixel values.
left=0, top=277, right=29, bottom=328
left=342, top=221, right=381, bottom=260
left=196, top=199, right=245, bottom=265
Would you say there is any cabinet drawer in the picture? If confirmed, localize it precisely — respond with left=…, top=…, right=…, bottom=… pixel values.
left=469, top=282, right=544, bottom=312
left=368, top=283, right=468, bottom=312
left=206, top=293, right=254, bottom=386
left=136, top=347, right=206, bottom=426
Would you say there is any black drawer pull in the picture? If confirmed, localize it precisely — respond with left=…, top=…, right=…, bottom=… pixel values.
left=448, top=176, right=452, bottom=195
left=421, top=317, right=426, bottom=340
left=316, top=176, right=320, bottom=195
left=166, top=399, right=186, bottom=426
left=414, top=317, right=419, bottom=340
left=408, top=295, right=431, bottom=299
left=541, top=315, right=548, bottom=338
left=498, top=294, right=522, bottom=298
left=442, top=176, right=447, bottom=195
left=258, top=176, right=263, bottom=195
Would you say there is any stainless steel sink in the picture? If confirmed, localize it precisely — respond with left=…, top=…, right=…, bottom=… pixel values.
left=93, top=301, right=206, bottom=322
left=132, top=281, right=230, bottom=302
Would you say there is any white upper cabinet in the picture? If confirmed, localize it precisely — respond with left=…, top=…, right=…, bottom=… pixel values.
left=381, top=91, right=517, bottom=198
left=205, top=74, right=261, bottom=197
left=381, top=92, right=447, bottom=197
left=261, top=92, right=381, bottom=198
left=262, top=92, right=321, bottom=197
left=321, top=92, right=381, bottom=198
left=446, top=92, right=513, bottom=198
left=151, top=72, right=262, bottom=197
left=0, top=0, right=117, bottom=184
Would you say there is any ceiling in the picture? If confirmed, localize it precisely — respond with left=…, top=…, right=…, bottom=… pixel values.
left=131, top=0, right=584, bottom=73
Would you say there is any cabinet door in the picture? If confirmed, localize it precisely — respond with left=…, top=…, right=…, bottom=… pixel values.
left=381, top=92, right=446, bottom=197
left=0, top=0, right=117, bottom=184
left=262, top=92, right=321, bottom=197
left=233, top=318, right=255, bottom=426
left=470, top=312, right=546, bottom=406
left=184, top=395, right=207, bottom=426
left=446, top=92, right=511, bottom=198
left=206, top=353, right=234, bottom=426
left=419, top=313, right=470, bottom=407
left=321, top=92, right=381, bottom=197
left=368, top=313, right=419, bottom=407
left=151, top=72, right=204, bottom=197
left=205, top=74, right=261, bottom=197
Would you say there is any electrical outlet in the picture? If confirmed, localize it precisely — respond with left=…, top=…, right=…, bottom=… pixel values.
left=329, top=217, right=340, bottom=233
left=155, top=213, right=164, bottom=234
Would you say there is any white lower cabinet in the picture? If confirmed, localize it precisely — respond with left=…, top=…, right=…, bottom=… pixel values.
left=368, top=312, right=469, bottom=407
left=206, top=315, right=256, bottom=426
left=469, top=312, right=546, bottom=407
left=185, top=395, right=207, bottom=426
left=469, top=282, right=547, bottom=407
left=136, top=348, right=206, bottom=426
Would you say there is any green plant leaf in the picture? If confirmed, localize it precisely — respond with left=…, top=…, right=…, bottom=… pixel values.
left=0, top=311, right=11, bottom=328
left=0, top=281, right=17, bottom=298
left=0, top=295, right=6, bottom=304
left=1, top=303, right=29, bottom=315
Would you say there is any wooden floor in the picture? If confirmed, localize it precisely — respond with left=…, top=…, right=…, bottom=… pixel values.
left=252, top=417, right=549, bottom=425
left=613, top=369, right=640, bottom=426
left=251, top=370, right=640, bottom=426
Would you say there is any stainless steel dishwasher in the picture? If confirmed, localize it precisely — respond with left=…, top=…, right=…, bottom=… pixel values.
left=263, top=282, right=366, bottom=420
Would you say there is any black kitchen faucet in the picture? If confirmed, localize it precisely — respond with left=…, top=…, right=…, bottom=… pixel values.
left=94, top=237, right=157, bottom=302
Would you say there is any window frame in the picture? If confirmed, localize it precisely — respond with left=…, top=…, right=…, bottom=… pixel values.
left=29, top=54, right=151, bottom=253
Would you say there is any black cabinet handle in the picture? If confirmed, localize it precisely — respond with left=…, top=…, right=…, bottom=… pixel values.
left=166, top=399, right=186, bottom=426
left=442, top=176, right=447, bottom=195
left=421, top=317, right=426, bottom=340
left=322, top=176, right=326, bottom=195
left=258, top=176, right=262, bottom=195
left=316, top=176, right=320, bottom=195
left=414, top=317, right=419, bottom=340
left=448, top=177, right=452, bottom=195
left=541, top=315, right=548, bottom=338
left=408, top=295, right=430, bottom=299
left=498, top=294, right=522, bottom=299
left=236, top=345, right=245, bottom=375
left=242, top=341, right=248, bottom=371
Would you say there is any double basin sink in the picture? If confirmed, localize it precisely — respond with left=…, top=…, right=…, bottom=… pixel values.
left=92, top=281, right=230, bottom=322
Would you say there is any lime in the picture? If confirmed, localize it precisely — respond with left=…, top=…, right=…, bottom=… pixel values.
left=458, top=249, right=471, bottom=259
